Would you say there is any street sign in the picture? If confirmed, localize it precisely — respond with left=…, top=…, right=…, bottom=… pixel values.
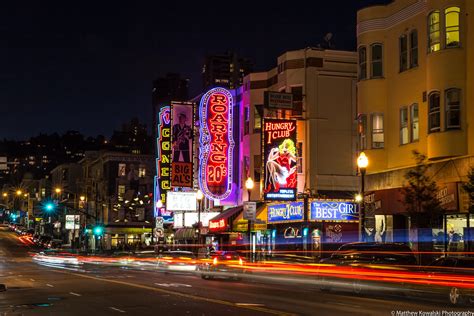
left=156, top=216, right=164, bottom=229
left=243, top=202, right=257, bottom=221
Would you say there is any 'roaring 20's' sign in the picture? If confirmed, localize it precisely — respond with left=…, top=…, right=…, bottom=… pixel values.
left=199, top=87, right=234, bottom=200
left=154, top=106, right=172, bottom=216
left=268, top=202, right=304, bottom=223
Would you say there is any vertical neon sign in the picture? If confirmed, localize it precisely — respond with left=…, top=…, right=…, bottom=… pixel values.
left=154, top=105, right=172, bottom=216
left=199, top=87, right=234, bottom=200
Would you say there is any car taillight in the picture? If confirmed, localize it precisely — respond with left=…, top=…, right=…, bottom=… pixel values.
left=213, top=257, right=218, bottom=265
left=225, top=255, right=232, bottom=259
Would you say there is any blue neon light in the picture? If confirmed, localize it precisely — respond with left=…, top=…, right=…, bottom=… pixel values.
left=267, top=202, right=304, bottom=223
left=310, top=201, right=358, bottom=221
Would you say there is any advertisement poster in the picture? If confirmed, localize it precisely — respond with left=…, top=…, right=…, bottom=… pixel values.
left=263, top=119, right=297, bottom=201
left=198, top=87, right=235, bottom=200
left=171, top=102, right=194, bottom=187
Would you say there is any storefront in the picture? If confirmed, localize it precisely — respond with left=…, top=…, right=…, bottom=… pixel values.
left=267, top=201, right=305, bottom=253
left=208, top=206, right=243, bottom=251
left=103, top=226, right=153, bottom=250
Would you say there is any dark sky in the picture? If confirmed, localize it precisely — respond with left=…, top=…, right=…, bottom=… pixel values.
left=0, top=1, right=390, bottom=140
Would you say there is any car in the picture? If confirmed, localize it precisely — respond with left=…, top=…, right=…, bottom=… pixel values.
left=198, top=251, right=247, bottom=280
left=317, top=242, right=417, bottom=295
left=156, top=251, right=198, bottom=273
left=407, top=257, right=474, bottom=306
left=38, top=236, right=52, bottom=248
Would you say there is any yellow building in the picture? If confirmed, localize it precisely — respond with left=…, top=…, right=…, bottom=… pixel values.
left=357, top=0, right=474, bottom=251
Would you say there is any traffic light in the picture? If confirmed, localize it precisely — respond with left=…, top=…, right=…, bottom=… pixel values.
left=44, top=202, right=55, bottom=212
left=93, top=225, right=104, bottom=236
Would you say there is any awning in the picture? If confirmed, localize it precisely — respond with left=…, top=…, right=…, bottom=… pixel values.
left=174, top=228, right=196, bottom=240
left=208, top=206, right=243, bottom=233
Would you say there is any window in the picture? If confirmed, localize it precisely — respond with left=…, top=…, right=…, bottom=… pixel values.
left=371, top=114, right=384, bottom=148
left=358, top=114, right=367, bottom=150
left=446, top=88, right=461, bottom=129
left=445, top=7, right=460, bottom=48
left=253, top=155, right=262, bottom=182
left=253, top=107, right=262, bottom=133
left=409, top=30, right=418, bottom=68
left=244, top=106, right=250, bottom=135
left=400, top=107, right=409, bottom=145
left=118, top=185, right=126, bottom=199
left=296, top=142, right=303, bottom=174
left=410, top=103, right=419, bottom=141
left=428, top=92, right=441, bottom=132
left=428, top=11, right=440, bottom=53
left=358, top=46, right=367, bottom=80
left=399, top=35, right=408, bottom=72
left=138, top=166, right=146, bottom=178
left=118, top=163, right=126, bottom=177
left=291, top=86, right=303, bottom=115
left=371, top=44, right=383, bottom=78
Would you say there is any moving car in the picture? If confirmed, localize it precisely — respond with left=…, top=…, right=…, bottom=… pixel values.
left=157, top=251, right=198, bottom=273
left=198, top=251, right=246, bottom=280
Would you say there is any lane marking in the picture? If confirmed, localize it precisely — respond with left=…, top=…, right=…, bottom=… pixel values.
left=236, top=303, right=266, bottom=307
left=46, top=284, right=54, bottom=287
left=69, top=292, right=82, bottom=296
left=155, top=283, right=192, bottom=288
left=59, top=271, right=295, bottom=316
left=109, top=307, right=126, bottom=313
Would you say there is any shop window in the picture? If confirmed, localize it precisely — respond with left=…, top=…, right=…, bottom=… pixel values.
left=409, top=29, right=418, bottom=68
left=358, top=114, right=367, bottom=150
left=371, top=113, right=384, bottom=148
left=399, top=35, right=408, bottom=72
left=400, top=107, right=409, bottom=145
left=253, top=106, right=261, bottom=133
left=445, top=88, right=461, bottom=130
left=445, top=7, right=460, bottom=48
left=428, top=92, right=441, bottom=133
left=370, top=44, right=383, bottom=78
left=447, top=214, right=467, bottom=253
left=428, top=11, right=440, bottom=53
left=410, top=103, right=419, bottom=142
left=358, top=46, right=367, bottom=80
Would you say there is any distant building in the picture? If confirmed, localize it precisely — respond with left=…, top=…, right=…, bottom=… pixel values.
left=109, top=118, right=152, bottom=155
left=152, top=73, right=189, bottom=140
left=202, top=52, right=253, bottom=90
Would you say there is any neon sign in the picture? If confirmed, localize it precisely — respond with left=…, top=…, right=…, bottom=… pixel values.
left=199, top=87, right=234, bottom=200
left=310, top=201, right=358, bottom=221
left=209, top=218, right=227, bottom=232
left=154, top=106, right=172, bottom=217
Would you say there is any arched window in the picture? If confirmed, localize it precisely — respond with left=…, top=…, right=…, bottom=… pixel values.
left=428, top=91, right=440, bottom=132
left=428, top=11, right=440, bottom=53
left=445, top=88, right=461, bottom=129
left=370, top=44, right=383, bottom=78
left=358, top=46, right=367, bottom=80
left=445, top=7, right=460, bottom=48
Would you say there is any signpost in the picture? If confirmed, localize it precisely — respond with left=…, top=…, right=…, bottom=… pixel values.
left=243, top=201, right=256, bottom=221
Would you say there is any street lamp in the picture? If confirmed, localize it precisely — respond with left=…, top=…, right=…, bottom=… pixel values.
left=245, top=177, right=254, bottom=261
left=2, top=192, right=7, bottom=198
left=80, top=195, right=85, bottom=202
left=196, top=190, right=204, bottom=246
left=16, top=190, right=22, bottom=196
left=357, top=152, right=369, bottom=241
left=55, top=188, right=62, bottom=194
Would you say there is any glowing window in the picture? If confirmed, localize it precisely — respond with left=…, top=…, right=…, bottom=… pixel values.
left=428, top=11, right=440, bottom=52
left=409, top=30, right=418, bottom=68
left=400, top=107, right=409, bottom=145
left=371, top=113, right=384, bottom=149
left=428, top=92, right=440, bottom=133
left=446, top=88, right=461, bottom=129
left=410, top=104, right=419, bottom=142
left=445, top=7, right=460, bottom=48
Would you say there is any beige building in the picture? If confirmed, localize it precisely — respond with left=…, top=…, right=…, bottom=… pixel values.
left=238, top=48, right=358, bottom=201
left=357, top=0, right=474, bottom=250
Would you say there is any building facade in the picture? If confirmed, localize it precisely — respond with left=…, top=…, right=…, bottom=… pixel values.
left=357, top=0, right=474, bottom=252
left=202, top=52, right=253, bottom=90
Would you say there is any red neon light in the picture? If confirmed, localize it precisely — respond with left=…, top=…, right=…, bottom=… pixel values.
left=209, top=218, right=226, bottom=231
left=207, top=93, right=229, bottom=184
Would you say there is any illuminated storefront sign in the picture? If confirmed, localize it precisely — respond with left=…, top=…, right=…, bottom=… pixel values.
left=171, top=102, right=194, bottom=188
left=310, top=201, right=358, bottom=221
left=263, top=119, right=297, bottom=201
left=199, top=87, right=234, bottom=200
left=268, top=202, right=304, bottom=223
left=166, top=191, right=197, bottom=211
left=154, top=106, right=172, bottom=217
left=209, top=218, right=227, bottom=232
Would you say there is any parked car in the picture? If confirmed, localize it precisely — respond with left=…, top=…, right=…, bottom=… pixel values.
left=407, top=256, right=474, bottom=306
left=198, top=251, right=247, bottom=280
left=318, top=242, right=417, bottom=295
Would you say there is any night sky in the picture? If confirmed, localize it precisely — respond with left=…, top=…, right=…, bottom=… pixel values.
left=0, top=1, right=390, bottom=140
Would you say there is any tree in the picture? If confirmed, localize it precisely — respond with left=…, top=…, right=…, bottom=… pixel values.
left=401, top=150, right=444, bottom=228
left=462, top=166, right=474, bottom=213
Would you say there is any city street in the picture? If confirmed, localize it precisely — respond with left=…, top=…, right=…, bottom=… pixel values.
left=0, top=227, right=470, bottom=316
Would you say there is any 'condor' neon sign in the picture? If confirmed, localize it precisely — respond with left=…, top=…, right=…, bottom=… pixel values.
left=199, top=87, right=234, bottom=200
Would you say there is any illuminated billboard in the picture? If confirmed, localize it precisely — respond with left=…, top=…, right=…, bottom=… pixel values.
left=198, top=87, right=234, bottom=201
left=154, top=106, right=172, bottom=216
left=166, top=191, right=197, bottom=211
left=171, top=102, right=194, bottom=188
left=263, top=119, right=297, bottom=201
left=310, top=201, right=358, bottom=221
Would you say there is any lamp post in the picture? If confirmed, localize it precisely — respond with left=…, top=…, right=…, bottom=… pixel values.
left=196, top=190, right=204, bottom=247
left=357, top=152, right=369, bottom=242
left=245, top=177, right=254, bottom=261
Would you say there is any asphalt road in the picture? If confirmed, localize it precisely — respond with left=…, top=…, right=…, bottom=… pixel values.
left=0, top=227, right=472, bottom=316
